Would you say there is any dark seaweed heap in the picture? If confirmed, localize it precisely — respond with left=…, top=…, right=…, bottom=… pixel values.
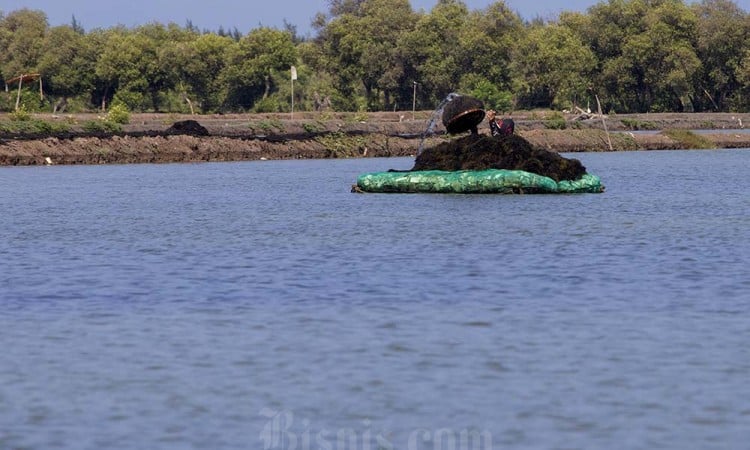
left=412, top=134, right=587, bottom=182
left=166, top=120, right=209, bottom=136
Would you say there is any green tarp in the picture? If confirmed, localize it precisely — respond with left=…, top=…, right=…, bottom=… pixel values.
left=356, top=169, right=604, bottom=194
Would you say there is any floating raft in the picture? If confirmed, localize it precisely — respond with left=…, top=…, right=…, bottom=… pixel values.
left=355, top=169, right=604, bottom=194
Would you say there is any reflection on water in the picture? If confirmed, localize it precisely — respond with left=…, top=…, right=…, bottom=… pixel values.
left=1, top=149, right=750, bottom=449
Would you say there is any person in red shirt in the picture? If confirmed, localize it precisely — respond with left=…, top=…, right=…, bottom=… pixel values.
left=486, top=109, right=515, bottom=137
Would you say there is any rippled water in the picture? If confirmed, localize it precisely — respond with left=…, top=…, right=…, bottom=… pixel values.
left=2, top=149, right=750, bottom=449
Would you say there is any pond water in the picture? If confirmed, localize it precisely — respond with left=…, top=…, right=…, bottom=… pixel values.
left=1, top=149, right=749, bottom=450
left=627, top=128, right=750, bottom=135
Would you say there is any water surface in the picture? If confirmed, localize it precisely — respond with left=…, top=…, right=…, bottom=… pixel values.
left=1, top=149, right=749, bottom=449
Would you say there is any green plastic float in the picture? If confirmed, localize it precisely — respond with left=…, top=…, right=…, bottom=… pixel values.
left=355, top=169, right=604, bottom=194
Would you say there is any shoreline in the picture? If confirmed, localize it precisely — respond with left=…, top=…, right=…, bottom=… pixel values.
left=2, top=111, right=749, bottom=166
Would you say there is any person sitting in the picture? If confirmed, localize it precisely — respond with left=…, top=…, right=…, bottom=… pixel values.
left=486, top=109, right=514, bottom=137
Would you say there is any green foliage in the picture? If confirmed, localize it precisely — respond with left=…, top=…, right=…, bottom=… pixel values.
left=663, top=129, right=715, bottom=149
left=0, top=117, right=70, bottom=133
left=353, top=110, right=369, bottom=122
left=693, top=0, right=749, bottom=111
left=398, top=0, right=472, bottom=106
left=175, top=33, right=233, bottom=112
left=513, top=24, right=596, bottom=109
left=544, top=111, right=568, bottom=130
left=112, top=89, right=147, bottom=112
left=314, top=131, right=367, bottom=157
left=94, top=24, right=187, bottom=112
left=0, top=9, right=47, bottom=80
left=621, top=118, right=658, bottom=130
left=250, top=118, right=285, bottom=133
left=9, top=105, right=31, bottom=121
left=37, top=25, right=96, bottom=99
left=461, top=74, right=513, bottom=112
left=585, top=0, right=704, bottom=112
left=252, top=96, right=284, bottom=113
left=223, top=27, right=298, bottom=110
left=6, top=89, right=49, bottom=113
left=82, top=119, right=122, bottom=133
left=106, top=102, right=131, bottom=124
left=1, top=0, right=750, bottom=114
left=302, top=122, right=325, bottom=133
left=318, top=111, right=335, bottom=122
left=315, top=0, right=418, bottom=110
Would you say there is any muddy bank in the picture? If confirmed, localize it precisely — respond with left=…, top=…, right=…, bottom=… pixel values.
left=0, top=134, right=423, bottom=166
left=1, top=112, right=749, bottom=166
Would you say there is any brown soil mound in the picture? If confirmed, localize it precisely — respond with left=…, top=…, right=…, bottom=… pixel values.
left=412, top=134, right=588, bottom=181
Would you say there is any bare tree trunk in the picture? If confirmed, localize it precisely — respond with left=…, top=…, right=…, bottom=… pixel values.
left=263, top=74, right=271, bottom=99
left=53, top=97, right=68, bottom=114
left=183, top=94, right=195, bottom=115
left=101, top=86, right=109, bottom=112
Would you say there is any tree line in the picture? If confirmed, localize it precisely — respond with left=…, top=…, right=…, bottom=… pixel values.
left=1, top=0, right=749, bottom=115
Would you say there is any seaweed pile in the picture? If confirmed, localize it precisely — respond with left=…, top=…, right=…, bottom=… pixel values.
left=166, top=120, right=209, bottom=136
left=412, top=134, right=587, bottom=182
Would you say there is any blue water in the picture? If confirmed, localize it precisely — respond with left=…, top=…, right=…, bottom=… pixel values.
left=2, top=149, right=750, bottom=450
left=629, top=128, right=750, bottom=135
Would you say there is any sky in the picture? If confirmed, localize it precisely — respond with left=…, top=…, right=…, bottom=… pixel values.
left=2, top=0, right=750, bottom=36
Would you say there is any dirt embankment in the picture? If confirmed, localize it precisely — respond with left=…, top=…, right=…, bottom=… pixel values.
left=1, top=111, right=749, bottom=166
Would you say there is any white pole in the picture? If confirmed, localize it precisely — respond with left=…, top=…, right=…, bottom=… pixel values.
left=290, top=66, right=297, bottom=120
left=291, top=78, right=294, bottom=121
left=16, top=75, right=23, bottom=111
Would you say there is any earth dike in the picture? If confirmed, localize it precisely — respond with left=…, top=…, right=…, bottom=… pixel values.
left=1, top=111, right=749, bottom=166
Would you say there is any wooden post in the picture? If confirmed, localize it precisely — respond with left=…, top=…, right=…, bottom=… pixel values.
left=15, top=75, right=23, bottom=111
left=595, top=94, right=613, bottom=151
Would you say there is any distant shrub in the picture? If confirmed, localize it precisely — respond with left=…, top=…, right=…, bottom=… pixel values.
left=0, top=118, right=70, bottom=134
left=315, top=131, right=367, bottom=158
left=256, top=120, right=270, bottom=133
left=253, top=97, right=282, bottom=113
left=249, top=119, right=285, bottom=134
left=9, top=106, right=31, bottom=122
left=621, top=118, right=657, bottom=130
left=544, top=111, right=567, bottom=130
left=113, top=90, right=146, bottom=111
left=28, top=119, right=53, bottom=133
left=83, top=120, right=122, bottom=133
left=106, top=102, right=131, bottom=124
left=302, top=122, right=324, bottom=133
left=463, top=75, right=513, bottom=112
left=663, top=129, right=714, bottom=149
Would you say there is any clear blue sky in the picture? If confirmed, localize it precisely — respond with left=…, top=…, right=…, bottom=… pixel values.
left=2, top=0, right=749, bottom=35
